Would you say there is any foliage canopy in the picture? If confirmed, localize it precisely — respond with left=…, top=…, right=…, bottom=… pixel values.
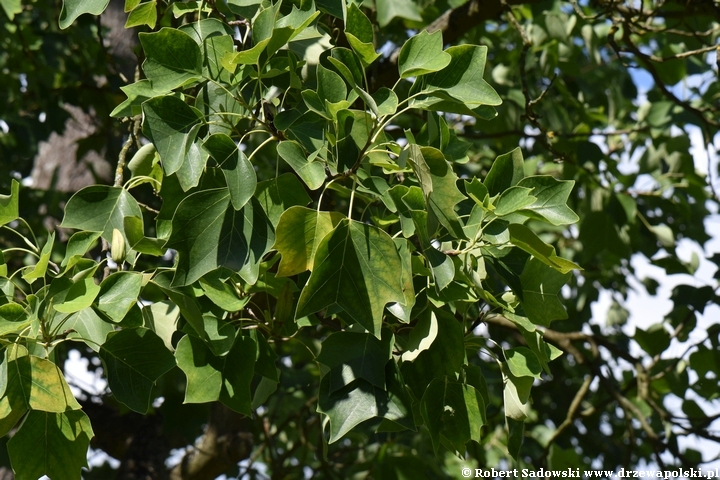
left=0, top=0, right=719, bottom=478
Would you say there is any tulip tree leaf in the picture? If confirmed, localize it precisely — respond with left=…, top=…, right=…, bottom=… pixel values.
left=204, top=133, right=257, bottom=210
left=318, top=376, right=412, bottom=443
left=345, top=4, right=379, bottom=66
left=142, top=95, right=204, bottom=176
left=503, top=367, right=533, bottom=421
left=375, top=0, right=422, bottom=27
left=296, top=219, right=404, bottom=337
left=398, top=30, right=451, bottom=78
left=277, top=141, right=326, bottom=190
left=166, top=189, right=275, bottom=287
left=59, top=0, right=109, bottom=29
left=99, top=328, right=176, bottom=414
left=51, top=277, right=101, bottom=314
left=508, top=224, right=581, bottom=274
left=421, top=378, right=486, bottom=453
left=255, top=174, right=312, bottom=227
left=516, top=176, right=580, bottom=226
left=6, top=355, right=82, bottom=412
left=61, top=186, right=143, bottom=242
left=484, top=147, right=525, bottom=197
left=274, top=206, right=345, bottom=277
left=21, top=233, right=55, bottom=283
left=504, top=347, right=543, bottom=379
left=420, top=45, right=502, bottom=107
left=519, top=258, right=570, bottom=326
left=175, top=333, right=256, bottom=415
left=316, top=330, right=393, bottom=393
left=0, top=179, right=19, bottom=227
left=125, top=0, right=157, bottom=28
left=97, top=272, right=144, bottom=322
left=7, top=410, right=94, bottom=480
left=139, top=28, right=203, bottom=90
left=407, top=145, right=466, bottom=239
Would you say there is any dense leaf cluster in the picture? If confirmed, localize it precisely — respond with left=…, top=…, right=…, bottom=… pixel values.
left=1, top=0, right=719, bottom=477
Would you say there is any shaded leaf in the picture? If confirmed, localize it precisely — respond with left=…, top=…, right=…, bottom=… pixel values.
left=8, top=410, right=93, bottom=480
left=519, top=258, right=570, bottom=326
left=99, top=328, right=176, bottom=413
left=139, top=28, right=203, bottom=90
left=166, top=190, right=275, bottom=286
left=274, top=206, right=344, bottom=277
left=296, top=219, right=404, bottom=337
left=421, top=377, right=486, bottom=453
left=61, top=186, right=142, bottom=242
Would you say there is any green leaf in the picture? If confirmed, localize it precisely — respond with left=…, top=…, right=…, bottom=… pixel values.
left=59, top=0, right=109, bottom=29
left=504, top=347, right=542, bottom=379
left=400, top=310, right=465, bottom=398
left=255, top=173, right=312, bottom=227
left=508, top=224, right=581, bottom=274
left=345, top=4, right=379, bottom=66
left=317, top=378, right=376, bottom=442
left=61, top=231, right=101, bottom=269
left=21, top=232, right=54, bottom=283
left=61, top=186, right=143, bottom=242
left=516, top=176, right=579, bottom=226
left=0, top=303, right=29, bottom=336
left=503, top=367, right=533, bottom=420
left=316, top=0, right=345, bottom=20
left=7, top=410, right=93, bottom=480
left=274, top=206, right=344, bottom=277
left=327, top=48, right=364, bottom=86
left=0, top=0, right=22, bottom=21
left=277, top=140, right=326, bottom=190
left=96, top=272, right=143, bottom=322
left=494, top=186, right=536, bottom=216
left=0, top=179, right=19, bottom=227
left=166, top=190, right=275, bottom=286
left=519, top=258, right=570, bottom=326
left=142, top=95, right=204, bottom=176
left=198, top=270, right=248, bottom=312
left=6, top=355, right=81, bottom=412
left=634, top=324, right=671, bottom=357
left=316, top=330, right=393, bottom=392
left=51, top=277, right=101, bottom=314
left=296, top=219, right=404, bottom=337
left=57, top=308, right=113, bottom=352
left=421, top=378, right=486, bottom=453
left=421, top=45, right=502, bottom=107
left=110, top=79, right=171, bottom=118
left=372, top=88, right=398, bottom=117
left=407, top=145, right=466, bottom=239
left=142, top=300, right=180, bottom=351
left=175, top=333, right=256, bottom=414
left=398, top=30, right=451, bottom=78
left=99, top=328, right=176, bottom=414
left=175, top=334, right=223, bottom=404
left=124, top=216, right=167, bottom=256
left=318, top=377, right=408, bottom=443
left=376, top=0, right=422, bottom=26
left=125, top=0, right=157, bottom=28
left=139, top=28, right=203, bottom=90
left=204, top=133, right=257, bottom=210
left=317, top=65, right=347, bottom=105
left=484, top=147, right=525, bottom=197
left=386, top=238, right=415, bottom=322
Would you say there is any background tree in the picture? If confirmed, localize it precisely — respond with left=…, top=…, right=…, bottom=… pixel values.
left=0, top=0, right=719, bottom=478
